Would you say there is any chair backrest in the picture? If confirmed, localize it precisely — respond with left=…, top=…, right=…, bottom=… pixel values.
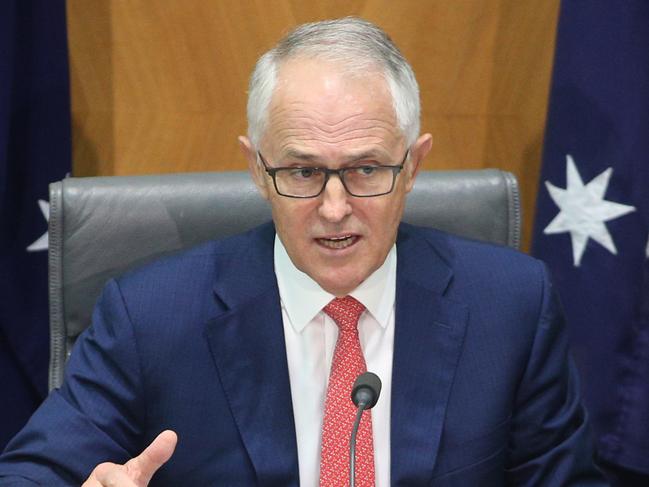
left=48, top=170, right=521, bottom=389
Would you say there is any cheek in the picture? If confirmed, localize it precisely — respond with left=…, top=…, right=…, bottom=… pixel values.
left=366, top=201, right=404, bottom=254
left=270, top=200, right=316, bottom=251
left=365, top=197, right=403, bottom=233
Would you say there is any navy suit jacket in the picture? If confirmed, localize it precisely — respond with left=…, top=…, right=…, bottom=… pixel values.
left=0, top=223, right=605, bottom=485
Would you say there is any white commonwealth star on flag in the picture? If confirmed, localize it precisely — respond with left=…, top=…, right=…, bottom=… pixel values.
left=543, top=154, right=636, bottom=267
left=26, top=199, right=50, bottom=252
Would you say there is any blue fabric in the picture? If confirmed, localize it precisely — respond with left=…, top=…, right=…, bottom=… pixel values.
left=0, top=0, right=71, bottom=449
left=0, top=223, right=604, bottom=485
left=532, top=1, right=649, bottom=480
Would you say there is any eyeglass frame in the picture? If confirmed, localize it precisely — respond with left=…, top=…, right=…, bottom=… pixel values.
left=257, top=150, right=409, bottom=198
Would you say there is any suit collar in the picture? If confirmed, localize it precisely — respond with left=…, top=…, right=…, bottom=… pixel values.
left=391, top=223, right=469, bottom=485
left=210, top=222, right=451, bottom=310
left=395, top=222, right=454, bottom=295
left=211, top=222, right=278, bottom=309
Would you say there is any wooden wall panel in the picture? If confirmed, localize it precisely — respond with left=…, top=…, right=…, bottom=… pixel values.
left=66, top=0, right=560, bottom=250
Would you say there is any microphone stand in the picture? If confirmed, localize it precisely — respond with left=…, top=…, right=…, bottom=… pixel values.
left=349, top=401, right=367, bottom=487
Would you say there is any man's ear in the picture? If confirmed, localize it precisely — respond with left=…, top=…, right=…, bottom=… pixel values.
left=404, top=133, right=433, bottom=192
left=238, top=135, right=270, bottom=200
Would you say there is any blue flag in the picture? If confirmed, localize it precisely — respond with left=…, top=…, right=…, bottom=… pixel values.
left=0, top=1, right=71, bottom=449
left=532, top=1, right=649, bottom=480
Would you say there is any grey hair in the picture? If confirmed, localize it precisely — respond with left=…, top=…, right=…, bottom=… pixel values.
left=246, top=17, right=421, bottom=149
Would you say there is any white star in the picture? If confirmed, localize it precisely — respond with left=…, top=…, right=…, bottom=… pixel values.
left=544, top=154, right=636, bottom=267
left=646, top=234, right=649, bottom=259
left=26, top=199, right=50, bottom=252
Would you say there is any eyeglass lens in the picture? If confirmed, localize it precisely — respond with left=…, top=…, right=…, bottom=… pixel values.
left=274, top=166, right=397, bottom=197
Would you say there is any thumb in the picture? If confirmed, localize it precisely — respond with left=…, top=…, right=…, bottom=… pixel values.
left=126, top=430, right=178, bottom=486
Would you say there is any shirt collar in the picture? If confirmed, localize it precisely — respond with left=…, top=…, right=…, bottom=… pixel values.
left=274, top=234, right=396, bottom=333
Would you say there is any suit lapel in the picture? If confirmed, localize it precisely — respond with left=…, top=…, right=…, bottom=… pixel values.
left=391, top=225, right=469, bottom=486
left=204, top=224, right=299, bottom=486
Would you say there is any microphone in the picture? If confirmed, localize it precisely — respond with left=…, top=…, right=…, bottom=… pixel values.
left=349, top=372, right=382, bottom=487
left=351, top=371, right=382, bottom=409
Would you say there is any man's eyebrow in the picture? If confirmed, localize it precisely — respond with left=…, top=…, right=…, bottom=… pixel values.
left=283, top=149, right=318, bottom=161
left=346, top=151, right=387, bottom=162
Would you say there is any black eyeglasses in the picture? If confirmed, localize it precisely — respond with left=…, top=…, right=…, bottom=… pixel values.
left=257, top=151, right=408, bottom=198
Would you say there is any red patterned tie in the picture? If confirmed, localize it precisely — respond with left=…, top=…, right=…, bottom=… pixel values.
left=320, top=296, right=375, bottom=487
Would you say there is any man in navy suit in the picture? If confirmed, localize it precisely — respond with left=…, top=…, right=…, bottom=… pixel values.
left=0, top=17, right=606, bottom=486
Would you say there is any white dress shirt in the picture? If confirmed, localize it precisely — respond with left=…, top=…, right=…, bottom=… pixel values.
left=274, top=235, right=396, bottom=487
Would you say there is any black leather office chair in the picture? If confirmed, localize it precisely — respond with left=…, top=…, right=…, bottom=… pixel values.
left=47, top=170, right=521, bottom=389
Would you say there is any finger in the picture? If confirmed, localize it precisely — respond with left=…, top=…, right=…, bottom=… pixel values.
left=81, top=478, right=103, bottom=487
left=126, top=429, right=178, bottom=485
left=85, top=462, right=138, bottom=487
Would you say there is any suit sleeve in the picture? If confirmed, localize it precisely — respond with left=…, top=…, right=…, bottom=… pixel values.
left=0, top=279, right=146, bottom=485
left=505, top=263, right=608, bottom=485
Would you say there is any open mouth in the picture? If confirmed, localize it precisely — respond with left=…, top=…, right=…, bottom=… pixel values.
left=316, top=235, right=359, bottom=250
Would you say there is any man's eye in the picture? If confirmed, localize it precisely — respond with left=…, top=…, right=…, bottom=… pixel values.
left=289, top=168, right=317, bottom=179
left=354, top=166, right=378, bottom=176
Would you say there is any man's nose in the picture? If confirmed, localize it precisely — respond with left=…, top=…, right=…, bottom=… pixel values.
left=318, top=174, right=352, bottom=222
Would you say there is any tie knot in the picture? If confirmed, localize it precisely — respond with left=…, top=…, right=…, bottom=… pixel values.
left=323, top=296, right=365, bottom=332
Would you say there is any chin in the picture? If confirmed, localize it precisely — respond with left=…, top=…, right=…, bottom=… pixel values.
left=316, top=272, right=363, bottom=297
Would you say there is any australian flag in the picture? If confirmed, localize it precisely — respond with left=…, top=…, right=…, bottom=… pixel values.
left=532, top=1, right=649, bottom=484
left=0, top=1, right=71, bottom=449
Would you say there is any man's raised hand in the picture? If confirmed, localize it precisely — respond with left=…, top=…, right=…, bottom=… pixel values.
left=82, top=430, right=177, bottom=487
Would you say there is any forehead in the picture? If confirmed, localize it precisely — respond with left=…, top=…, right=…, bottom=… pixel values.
left=263, top=57, right=403, bottom=157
